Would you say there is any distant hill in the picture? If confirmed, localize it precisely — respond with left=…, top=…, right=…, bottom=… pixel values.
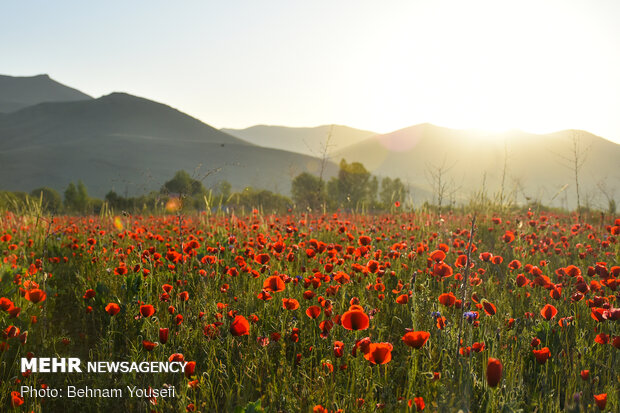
left=222, top=124, right=377, bottom=156
left=0, top=93, right=338, bottom=197
left=333, top=123, right=620, bottom=209
left=0, top=74, right=92, bottom=113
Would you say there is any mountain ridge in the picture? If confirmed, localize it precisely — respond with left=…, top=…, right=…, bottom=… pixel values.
left=332, top=123, right=619, bottom=209
left=222, top=124, right=377, bottom=156
left=0, top=89, right=338, bottom=198
left=0, top=73, right=93, bottom=113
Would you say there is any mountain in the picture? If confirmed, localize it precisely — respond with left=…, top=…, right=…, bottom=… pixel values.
left=334, top=123, right=620, bottom=209
left=0, top=74, right=93, bottom=113
left=222, top=124, right=377, bottom=156
left=0, top=93, right=337, bottom=197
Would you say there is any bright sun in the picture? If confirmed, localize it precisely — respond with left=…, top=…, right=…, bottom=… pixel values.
left=339, top=0, right=618, bottom=138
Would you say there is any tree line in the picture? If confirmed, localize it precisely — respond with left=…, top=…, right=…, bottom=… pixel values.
left=0, top=159, right=408, bottom=214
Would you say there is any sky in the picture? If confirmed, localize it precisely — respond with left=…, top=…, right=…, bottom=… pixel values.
left=3, top=0, right=620, bottom=143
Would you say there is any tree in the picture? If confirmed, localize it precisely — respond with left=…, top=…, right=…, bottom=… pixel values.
left=596, top=179, right=617, bottom=215
left=328, top=159, right=375, bottom=208
left=555, top=131, right=591, bottom=216
left=380, top=177, right=407, bottom=207
left=30, top=187, right=62, bottom=212
left=64, top=181, right=90, bottom=213
left=229, top=187, right=291, bottom=212
left=425, top=157, right=458, bottom=214
left=77, top=181, right=89, bottom=211
left=291, top=172, right=325, bottom=211
left=217, top=181, right=232, bottom=200
left=161, top=170, right=205, bottom=197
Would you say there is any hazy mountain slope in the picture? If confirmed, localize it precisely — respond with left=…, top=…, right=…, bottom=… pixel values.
left=0, top=74, right=93, bottom=113
left=0, top=92, right=249, bottom=148
left=334, top=124, right=620, bottom=208
left=222, top=124, right=377, bottom=156
left=0, top=94, right=337, bottom=197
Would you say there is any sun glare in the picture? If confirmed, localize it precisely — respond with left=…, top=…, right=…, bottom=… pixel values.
left=341, top=0, right=619, bottom=139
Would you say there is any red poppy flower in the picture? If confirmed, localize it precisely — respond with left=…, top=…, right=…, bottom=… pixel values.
left=438, top=292, right=456, bottom=307
left=433, top=262, right=453, bottom=278
left=333, top=341, right=345, bottom=358
left=502, top=231, right=515, bottom=243
left=25, top=289, right=47, bottom=304
left=591, top=308, right=606, bottom=322
left=263, top=276, right=285, bottom=292
left=402, top=331, right=430, bottom=349
left=282, top=298, right=300, bottom=310
left=564, top=265, right=581, bottom=277
left=200, top=323, right=218, bottom=339
left=0, top=297, right=13, bottom=311
left=396, top=294, right=409, bottom=304
left=255, top=253, right=270, bottom=265
left=114, top=266, right=128, bottom=276
left=430, top=250, right=446, bottom=262
left=11, top=391, right=24, bottom=407
left=540, top=304, right=557, bottom=320
left=6, top=305, right=20, bottom=318
left=4, top=325, right=20, bottom=339
left=482, top=300, right=496, bottom=316
left=303, top=290, right=315, bottom=300
left=580, top=370, right=589, bottom=380
left=319, top=320, right=334, bottom=338
left=367, top=260, right=379, bottom=273
left=230, top=315, right=250, bottom=336
left=306, top=305, right=321, bottom=319
left=459, top=346, right=472, bottom=356
left=532, top=347, right=551, bottom=364
left=358, top=236, right=372, bottom=246
left=516, top=274, right=530, bottom=287
left=140, top=304, right=155, bottom=318
left=486, top=358, right=502, bottom=387
left=352, top=337, right=372, bottom=356
left=169, top=353, right=185, bottom=362
left=83, top=289, right=96, bottom=300
left=491, top=255, right=503, bottom=265
left=105, top=303, right=120, bottom=316
left=184, top=361, right=196, bottom=378
left=594, top=333, right=609, bottom=345
left=414, top=397, right=425, bottom=411
left=594, top=393, right=607, bottom=410
left=364, top=342, right=393, bottom=364
left=455, top=254, right=468, bottom=268
left=142, top=340, right=157, bottom=351
left=341, top=310, right=370, bottom=331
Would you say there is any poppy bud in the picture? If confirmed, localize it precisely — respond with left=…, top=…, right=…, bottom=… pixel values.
left=159, top=328, right=169, bottom=344
left=486, top=358, right=502, bottom=387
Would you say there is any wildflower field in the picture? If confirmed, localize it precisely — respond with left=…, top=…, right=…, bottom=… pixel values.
left=0, top=209, right=618, bottom=412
